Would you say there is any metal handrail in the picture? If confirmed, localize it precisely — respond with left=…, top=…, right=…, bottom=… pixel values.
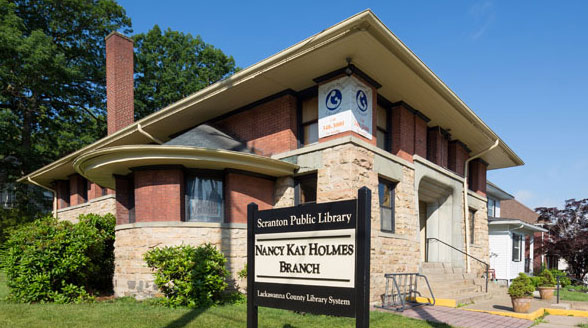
left=426, top=237, right=490, bottom=293
left=556, top=274, right=588, bottom=304
left=381, top=273, right=435, bottom=311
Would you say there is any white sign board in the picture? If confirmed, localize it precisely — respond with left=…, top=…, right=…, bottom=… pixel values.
left=318, top=76, right=372, bottom=140
left=255, top=229, right=356, bottom=288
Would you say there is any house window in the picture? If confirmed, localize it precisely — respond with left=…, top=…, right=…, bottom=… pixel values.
left=295, top=174, right=317, bottom=205
left=488, top=198, right=496, bottom=217
left=469, top=209, right=476, bottom=244
left=379, top=179, right=396, bottom=233
left=185, top=173, right=224, bottom=222
left=512, top=233, right=522, bottom=262
left=301, top=97, right=318, bottom=145
left=376, top=105, right=390, bottom=151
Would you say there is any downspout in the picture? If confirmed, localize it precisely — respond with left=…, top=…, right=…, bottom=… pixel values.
left=27, top=177, right=57, bottom=218
left=464, top=139, right=499, bottom=272
left=137, top=123, right=163, bottom=144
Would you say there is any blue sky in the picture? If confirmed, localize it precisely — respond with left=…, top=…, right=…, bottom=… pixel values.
left=119, top=1, right=588, bottom=210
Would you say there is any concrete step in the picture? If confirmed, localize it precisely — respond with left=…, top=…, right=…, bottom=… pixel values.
left=421, top=285, right=482, bottom=298
left=455, top=292, right=494, bottom=305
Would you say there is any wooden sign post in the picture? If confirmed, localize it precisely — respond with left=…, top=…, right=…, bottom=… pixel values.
left=247, top=187, right=371, bottom=327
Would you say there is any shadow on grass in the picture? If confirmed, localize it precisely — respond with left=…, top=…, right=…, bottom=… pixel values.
left=163, top=307, right=207, bottom=328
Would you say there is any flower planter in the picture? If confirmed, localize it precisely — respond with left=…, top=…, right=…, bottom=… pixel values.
left=511, top=297, right=532, bottom=313
left=538, top=287, right=555, bottom=300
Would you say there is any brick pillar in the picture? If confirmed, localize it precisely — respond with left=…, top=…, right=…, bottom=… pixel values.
left=87, top=182, right=103, bottom=200
left=106, top=32, right=134, bottom=135
left=448, top=140, right=470, bottom=176
left=69, top=174, right=87, bottom=206
left=427, top=126, right=450, bottom=168
left=134, top=168, right=184, bottom=222
left=414, top=114, right=429, bottom=158
left=115, top=175, right=133, bottom=225
left=55, top=180, right=69, bottom=209
left=468, top=158, right=488, bottom=195
left=225, top=172, right=274, bottom=223
left=391, top=103, right=415, bottom=161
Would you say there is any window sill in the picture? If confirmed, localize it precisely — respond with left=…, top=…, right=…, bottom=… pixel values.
left=378, top=230, right=411, bottom=241
left=115, top=221, right=247, bottom=231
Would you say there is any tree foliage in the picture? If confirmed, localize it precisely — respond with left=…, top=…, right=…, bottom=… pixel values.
left=0, top=0, right=131, bottom=219
left=133, top=25, right=238, bottom=120
left=537, top=198, right=588, bottom=280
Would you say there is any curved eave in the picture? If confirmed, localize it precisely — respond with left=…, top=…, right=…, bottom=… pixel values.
left=73, top=145, right=299, bottom=190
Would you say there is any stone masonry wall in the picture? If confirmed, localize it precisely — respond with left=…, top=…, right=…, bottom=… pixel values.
left=469, top=202, right=490, bottom=276
left=317, top=143, right=419, bottom=304
left=57, top=195, right=116, bottom=223
left=114, top=225, right=247, bottom=299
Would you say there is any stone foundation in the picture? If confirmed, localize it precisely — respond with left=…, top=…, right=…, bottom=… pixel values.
left=113, top=222, right=247, bottom=299
left=57, top=195, right=116, bottom=223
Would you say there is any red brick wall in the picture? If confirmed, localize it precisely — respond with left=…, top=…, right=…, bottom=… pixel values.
left=215, top=94, right=297, bottom=156
left=55, top=180, right=69, bottom=209
left=115, top=175, right=132, bottom=225
left=134, top=168, right=184, bottom=222
left=414, top=115, right=428, bottom=158
left=448, top=140, right=470, bottom=177
left=87, top=182, right=104, bottom=200
left=106, top=32, right=134, bottom=135
left=427, top=127, right=449, bottom=168
left=468, top=159, right=488, bottom=196
left=225, top=172, right=274, bottom=223
left=69, top=174, right=87, bottom=206
left=391, top=103, right=415, bottom=162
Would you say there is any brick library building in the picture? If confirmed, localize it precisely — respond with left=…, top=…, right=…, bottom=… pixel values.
left=21, top=11, right=523, bottom=304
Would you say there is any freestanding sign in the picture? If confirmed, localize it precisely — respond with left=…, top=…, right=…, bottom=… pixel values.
left=247, top=187, right=371, bottom=327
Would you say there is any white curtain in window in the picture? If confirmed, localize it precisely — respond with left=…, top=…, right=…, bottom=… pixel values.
left=186, top=177, right=223, bottom=222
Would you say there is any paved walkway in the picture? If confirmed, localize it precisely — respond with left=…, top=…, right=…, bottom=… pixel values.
left=394, top=306, right=531, bottom=328
left=535, top=314, right=588, bottom=328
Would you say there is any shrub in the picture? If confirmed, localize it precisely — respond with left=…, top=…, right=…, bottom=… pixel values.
left=529, top=276, right=541, bottom=288
left=508, top=273, right=535, bottom=299
left=0, top=213, right=115, bottom=303
left=144, top=243, right=229, bottom=308
left=548, top=269, right=571, bottom=287
left=538, top=269, right=556, bottom=287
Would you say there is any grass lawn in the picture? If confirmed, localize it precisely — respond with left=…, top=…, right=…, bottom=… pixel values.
left=0, top=271, right=450, bottom=328
left=558, top=288, right=588, bottom=302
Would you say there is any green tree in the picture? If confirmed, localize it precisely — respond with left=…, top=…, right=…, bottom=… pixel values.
left=133, top=25, right=238, bottom=120
left=0, top=0, right=131, bottom=221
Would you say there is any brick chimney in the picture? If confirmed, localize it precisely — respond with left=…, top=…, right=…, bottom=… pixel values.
left=106, top=32, right=134, bottom=135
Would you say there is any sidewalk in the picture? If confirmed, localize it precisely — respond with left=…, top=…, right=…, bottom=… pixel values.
left=390, top=306, right=531, bottom=328
left=535, top=315, right=588, bottom=328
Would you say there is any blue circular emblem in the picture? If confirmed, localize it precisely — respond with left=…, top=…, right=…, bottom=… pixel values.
left=356, top=90, right=368, bottom=112
left=325, top=89, right=342, bottom=111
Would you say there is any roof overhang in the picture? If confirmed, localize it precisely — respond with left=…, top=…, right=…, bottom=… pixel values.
left=489, top=219, right=548, bottom=233
left=20, top=10, right=523, bottom=189
left=487, top=181, right=515, bottom=200
left=73, top=145, right=299, bottom=189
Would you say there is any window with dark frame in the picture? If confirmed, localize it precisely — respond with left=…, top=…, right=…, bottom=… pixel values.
left=185, top=171, right=224, bottom=222
left=294, top=173, right=317, bottom=205
left=376, top=105, right=390, bottom=151
left=512, top=233, right=522, bottom=262
left=469, top=209, right=476, bottom=244
left=378, top=179, right=396, bottom=233
left=301, top=97, right=318, bottom=145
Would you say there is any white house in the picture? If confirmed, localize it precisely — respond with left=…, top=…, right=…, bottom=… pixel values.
left=487, top=183, right=547, bottom=281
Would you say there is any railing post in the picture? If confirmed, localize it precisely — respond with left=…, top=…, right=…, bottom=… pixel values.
left=557, top=275, right=560, bottom=304
left=486, top=264, right=489, bottom=293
